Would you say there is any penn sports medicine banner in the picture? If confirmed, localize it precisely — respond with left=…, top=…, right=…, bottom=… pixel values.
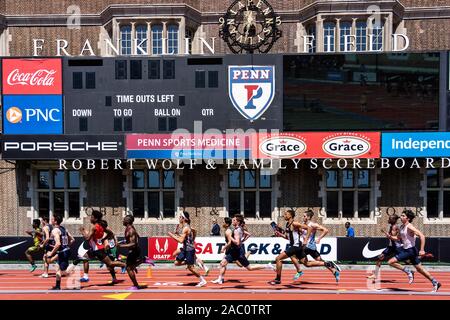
left=148, top=236, right=337, bottom=262
left=125, top=132, right=380, bottom=160
left=126, top=134, right=252, bottom=159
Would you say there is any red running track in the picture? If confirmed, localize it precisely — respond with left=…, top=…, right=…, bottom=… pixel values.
left=0, top=268, right=448, bottom=300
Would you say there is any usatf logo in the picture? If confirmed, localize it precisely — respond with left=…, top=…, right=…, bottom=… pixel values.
left=322, top=135, right=371, bottom=158
left=148, top=237, right=178, bottom=261
left=260, top=136, right=306, bottom=158
left=5, top=107, right=23, bottom=124
left=228, top=65, right=275, bottom=121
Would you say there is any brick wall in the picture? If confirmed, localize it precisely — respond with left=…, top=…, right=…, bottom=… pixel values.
left=2, top=0, right=201, bottom=15
left=406, top=19, right=450, bottom=51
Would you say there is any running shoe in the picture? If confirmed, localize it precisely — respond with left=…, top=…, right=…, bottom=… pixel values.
left=268, top=279, right=281, bottom=285
left=267, top=263, right=276, bottom=271
left=330, top=261, right=341, bottom=272
left=293, top=271, right=304, bottom=280
left=121, top=266, right=127, bottom=274
left=211, top=278, right=224, bottom=284
left=407, top=270, right=415, bottom=284
left=432, top=281, right=441, bottom=293
left=80, top=277, right=89, bottom=283
left=334, top=271, right=340, bottom=283
left=366, top=274, right=376, bottom=280
left=196, top=279, right=207, bottom=287
left=204, top=266, right=210, bottom=276
left=50, top=286, right=61, bottom=290
left=144, top=256, right=155, bottom=266
left=30, top=264, right=37, bottom=272
left=107, top=279, right=120, bottom=285
left=39, top=273, right=49, bottom=278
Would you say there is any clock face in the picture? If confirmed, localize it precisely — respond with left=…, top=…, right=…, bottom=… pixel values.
left=219, top=0, right=282, bottom=54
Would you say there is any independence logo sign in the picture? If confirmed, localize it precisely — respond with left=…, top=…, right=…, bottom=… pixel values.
left=228, top=65, right=275, bottom=121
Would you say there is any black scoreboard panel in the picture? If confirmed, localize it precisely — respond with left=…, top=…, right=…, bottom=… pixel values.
left=63, top=55, right=283, bottom=134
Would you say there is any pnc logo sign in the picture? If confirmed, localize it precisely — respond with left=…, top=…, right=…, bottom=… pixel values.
left=5, top=107, right=23, bottom=124
left=228, top=65, right=275, bottom=121
left=6, top=106, right=61, bottom=124
left=2, top=95, right=63, bottom=134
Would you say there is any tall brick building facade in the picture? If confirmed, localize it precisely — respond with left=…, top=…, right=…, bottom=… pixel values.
left=1, top=0, right=450, bottom=238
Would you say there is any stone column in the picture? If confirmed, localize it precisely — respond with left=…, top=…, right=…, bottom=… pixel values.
left=335, top=18, right=341, bottom=52
left=316, top=15, right=324, bottom=52
left=162, top=21, right=167, bottom=55
left=131, top=22, right=136, bottom=55
left=178, top=17, right=186, bottom=55
left=384, top=14, right=392, bottom=51
left=147, top=22, right=152, bottom=55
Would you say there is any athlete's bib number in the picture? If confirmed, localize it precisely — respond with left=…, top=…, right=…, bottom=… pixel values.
left=61, top=236, right=68, bottom=246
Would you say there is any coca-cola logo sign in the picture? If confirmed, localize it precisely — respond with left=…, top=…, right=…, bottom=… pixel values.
left=2, top=58, right=62, bottom=95
left=322, top=136, right=371, bottom=158
left=7, top=69, right=57, bottom=87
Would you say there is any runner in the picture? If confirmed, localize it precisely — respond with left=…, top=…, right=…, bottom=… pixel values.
left=268, top=210, right=311, bottom=285
left=45, top=215, right=75, bottom=290
left=212, top=214, right=274, bottom=285
left=387, top=210, right=441, bottom=292
left=367, top=214, right=402, bottom=281
left=79, top=210, right=126, bottom=285
left=39, top=217, right=54, bottom=278
left=301, top=210, right=341, bottom=282
left=168, top=211, right=207, bottom=287
left=117, top=215, right=148, bottom=290
left=25, top=219, right=43, bottom=272
left=66, top=240, right=93, bottom=283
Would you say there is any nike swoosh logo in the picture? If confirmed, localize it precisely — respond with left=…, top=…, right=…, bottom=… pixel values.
left=0, top=241, right=27, bottom=254
left=362, top=242, right=386, bottom=259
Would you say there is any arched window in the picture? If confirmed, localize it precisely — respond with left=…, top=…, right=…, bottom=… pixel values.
left=323, top=22, right=335, bottom=52
left=120, top=25, right=132, bottom=55
left=372, top=21, right=384, bottom=51
left=168, top=25, right=179, bottom=54
left=135, top=25, right=148, bottom=55
left=152, top=25, right=163, bottom=55
left=339, top=21, right=352, bottom=52
left=356, top=21, right=367, bottom=51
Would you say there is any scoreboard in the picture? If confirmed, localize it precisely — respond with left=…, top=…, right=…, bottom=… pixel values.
left=62, top=55, right=283, bottom=134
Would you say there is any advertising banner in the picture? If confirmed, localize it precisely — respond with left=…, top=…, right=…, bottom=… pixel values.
left=2, top=95, right=63, bottom=134
left=126, top=134, right=252, bottom=159
left=382, top=132, right=450, bottom=157
left=2, top=58, right=62, bottom=95
left=148, top=236, right=337, bottom=262
left=252, top=132, right=380, bottom=159
left=337, top=237, right=439, bottom=262
left=0, top=135, right=125, bottom=159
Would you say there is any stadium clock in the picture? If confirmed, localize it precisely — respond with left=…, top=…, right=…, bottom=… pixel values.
left=219, top=0, right=282, bottom=54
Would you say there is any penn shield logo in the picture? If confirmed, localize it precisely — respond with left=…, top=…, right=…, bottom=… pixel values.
left=323, top=136, right=371, bottom=158
left=228, top=65, right=275, bottom=121
left=260, top=136, right=306, bottom=158
left=5, top=107, right=23, bottom=124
